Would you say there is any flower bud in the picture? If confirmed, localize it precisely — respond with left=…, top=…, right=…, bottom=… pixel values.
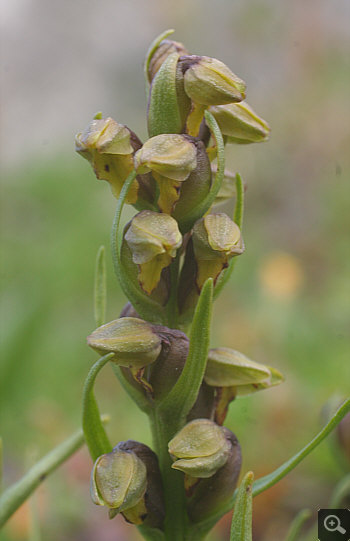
left=205, top=348, right=271, bottom=387
left=134, top=134, right=197, bottom=213
left=180, top=55, right=246, bottom=106
left=124, top=210, right=182, bottom=294
left=209, top=102, right=270, bottom=144
left=187, top=428, right=242, bottom=522
left=87, top=317, right=162, bottom=369
left=192, top=213, right=244, bottom=289
left=90, top=447, right=147, bottom=513
left=148, top=39, right=188, bottom=82
left=168, top=419, right=231, bottom=478
left=75, top=116, right=155, bottom=206
left=204, top=348, right=284, bottom=424
left=148, top=326, right=189, bottom=400
left=117, top=440, right=165, bottom=528
left=114, top=324, right=189, bottom=401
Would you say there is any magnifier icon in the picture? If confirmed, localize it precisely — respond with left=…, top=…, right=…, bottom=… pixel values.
left=324, top=514, right=346, bottom=534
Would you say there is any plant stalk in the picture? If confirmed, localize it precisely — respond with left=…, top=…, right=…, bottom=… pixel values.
left=150, top=409, right=188, bottom=541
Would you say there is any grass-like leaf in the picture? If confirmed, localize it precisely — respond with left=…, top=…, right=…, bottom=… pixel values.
left=189, top=398, right=350, bottom=538
left=0, top=429, right=85, bottom=528
left=82, top=354, right=113, bottom=461
left=158, top=278, right=213, bottom=432
left=147, top=52, right=182, bottom=137
left=144, top=29, right=175, bottom=93
left=94, top=245, right=106, bottom=328
left=252, top=398, right=350, bottom=497
left=230, top=471, right=254, bottom=541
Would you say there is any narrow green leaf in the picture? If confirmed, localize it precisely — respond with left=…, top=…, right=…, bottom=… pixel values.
left=188, top=398, right=350, bottom=538
left=233, top=173, right=244, bottom=230
left=178, top=111, right=225, bottom=233
left=0, top=429, right=85, bottom=528
left=148, top=52, right=182, bottom=137
left=82, top=354, right=114, bottom=461
left=111, top=169, right=166, bottom=324
left=159, top=278, right=213, bottom=429
left=214, top=173, right=244, bottom=299
left=144, top=29, right=175, bottom=92
left=230, top=471, right=254, bottom=541
left=252, top=398, right=350, bottom=497
left=284, top=509, right=311, bottom=541
left=330, top=473, right=350, bottom=508
left=94, top=245, right=106, bottom=328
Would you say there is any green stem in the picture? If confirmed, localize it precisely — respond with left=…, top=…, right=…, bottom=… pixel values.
left=0, top=429, right=84, bottom=528
left=150, top=410, right=187, bottom=541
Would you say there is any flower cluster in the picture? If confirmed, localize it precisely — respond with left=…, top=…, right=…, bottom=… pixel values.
left=76, top=30, right=282, bottom=536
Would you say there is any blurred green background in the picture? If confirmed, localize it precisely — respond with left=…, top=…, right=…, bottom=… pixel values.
left=1, top=0, right=349, bottom=540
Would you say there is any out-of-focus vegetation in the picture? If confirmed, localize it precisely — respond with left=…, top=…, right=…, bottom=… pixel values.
left=1, top=1, right=349, bottom=540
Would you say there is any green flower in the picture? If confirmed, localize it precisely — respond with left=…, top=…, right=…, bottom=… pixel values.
left=134, top=134, right=197, bottom=213
left=87, top=317, right=162, bottom=368
left=91, top=447, right=147, bottom=513
left=182, top=55, right=246, bottom=105
left=192, top=213, right=244, bottom=289
left=209, top=102, right=270, bottom=144
left=75, top=116, right=140, bottom=203
left=124, top=210, right=182, bottom=294
left=168, top=419, right=230, bottom=478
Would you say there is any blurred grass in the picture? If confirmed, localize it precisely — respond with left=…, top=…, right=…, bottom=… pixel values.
left=1, top=1, right=350, bottom=539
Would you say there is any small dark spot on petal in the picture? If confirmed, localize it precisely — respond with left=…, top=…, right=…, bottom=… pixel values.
left=104, top=164, right=110, bottom=172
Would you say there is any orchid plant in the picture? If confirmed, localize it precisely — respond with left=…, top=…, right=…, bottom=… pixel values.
left=0, top=30, right=349, bottom=541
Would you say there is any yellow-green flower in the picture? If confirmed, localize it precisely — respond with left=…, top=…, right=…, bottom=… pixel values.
left=168, top=419, right=230, bottom=478
left=192, top=213, right=244, bottom=289
left=75, top=116, right=140, bottom=203
left=209, top=102, right=270, bottom=144
left=91, top=447, right=147, bottom=513
left=134, top=134, right=197, bottom=213
left=124, top=211, right=182, bottom=294
left=87, top=317, right=162, bottom=368
left=182, top=55, right=246, bottom=106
